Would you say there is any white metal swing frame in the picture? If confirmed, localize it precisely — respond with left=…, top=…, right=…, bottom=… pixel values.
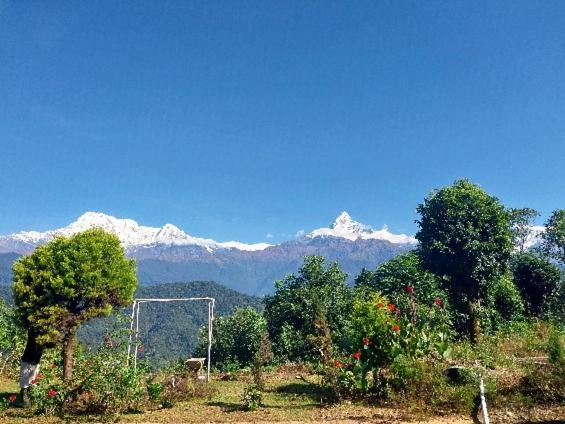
left=126, top=297, right=215, bottom=382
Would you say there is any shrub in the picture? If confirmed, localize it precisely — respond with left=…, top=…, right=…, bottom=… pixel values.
left=242, top=385, right=262, bottom=411
left=264, top=256, right=353, bottom=361
left=333, top=290, right=451, bottom=396
left=480, top=274, right=524, bottom=333
left=547, top=325, right=565, bottom=368
left=69, top=334, right=147, bottom=414
left=358, top=252, right=447, bottom=307
left=511, top=253, right=562, bottom=316
left=0, top=299, right=25, bottom=377
left=196, top=306, right=267, bottom=371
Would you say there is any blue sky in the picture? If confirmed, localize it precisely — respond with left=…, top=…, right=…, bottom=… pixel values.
left=1, top=1, right=564, bottom=243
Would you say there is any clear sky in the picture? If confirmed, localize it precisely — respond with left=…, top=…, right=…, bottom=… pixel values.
left=1, top=1, right=564, bottom=243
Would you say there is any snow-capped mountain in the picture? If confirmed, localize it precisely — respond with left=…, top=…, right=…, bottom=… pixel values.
left=0, top=211, right=415, bottom=294
left=0, top=212, right=272, bottom=254
left=307, top=211, right=417, bottom=244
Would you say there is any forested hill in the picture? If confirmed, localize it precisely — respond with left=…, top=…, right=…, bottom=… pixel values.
left=0, top=281, right=262, bottom=368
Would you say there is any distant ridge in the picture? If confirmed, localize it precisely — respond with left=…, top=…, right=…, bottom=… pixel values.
left=0, top=212, right=415, bottom=294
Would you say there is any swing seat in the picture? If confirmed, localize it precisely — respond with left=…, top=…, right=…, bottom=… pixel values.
left=185, top=357, right=206, bottom=374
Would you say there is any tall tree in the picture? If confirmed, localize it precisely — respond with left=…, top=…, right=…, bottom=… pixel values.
left=415, top=179, right=513, bottom=341
left=263, top=256, right=352, bottom=360
left=13, top=229, right=137, bottom=384
left=542, top=209, right=565, bottom=265
left=508, top=208, right=540, bottom=253
left=511, top=252, right=563, bottom=316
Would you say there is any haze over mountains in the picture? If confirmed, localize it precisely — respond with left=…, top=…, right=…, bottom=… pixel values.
left=0, top=211, right=415, bottom=294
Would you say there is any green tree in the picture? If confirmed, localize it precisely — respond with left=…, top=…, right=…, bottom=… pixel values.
left=13, top=229, right=137, bottom=382
left=415, top=179, right=513, bottom=341
left=196, top=306, right=266, bottom=370
left=508, top=208, right=540, bottom=253
left=542, top=209, right=565, bottom=265
left=0, top=299, right=25, bottom=374
left=511, top=252, right=563, bottom=316
left=264, top=256, right=352, bottom=361
left=355, top=252, right=446, bottom=306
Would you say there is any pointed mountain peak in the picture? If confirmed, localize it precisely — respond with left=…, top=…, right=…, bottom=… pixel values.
left=331, top=211, right=354, bottom=228
left=307, top=212, right=416, bottom=244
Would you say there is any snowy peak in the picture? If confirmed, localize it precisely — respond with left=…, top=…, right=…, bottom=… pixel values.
left=331, top=211, right=371, bottom=235
left=308, top=212, right=416, bottom=244
left=0, top=212, right=272, bottom=253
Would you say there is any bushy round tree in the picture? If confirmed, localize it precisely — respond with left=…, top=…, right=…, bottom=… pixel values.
left=264, top=256, right=352, bottom=361
left=356, top=252, right=446, bottom=305
left=196, top=306, right=266, bottom=370
left=415, top=179, right=514, bottom=340
left=511, top=252, right=563, bottom=316
left=13, top=228, right=137, bottom=384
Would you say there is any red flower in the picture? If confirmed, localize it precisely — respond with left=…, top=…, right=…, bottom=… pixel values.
left=137, top=345, right=145, bottom=353
left=376, top=302, right=384, bottom=309
left=363, top=337, right=370, bottom=346
left=48, top=388, right=56, bottom=398
left=388, top=303, right=395, bottom=312
left=8, top=394, right=17, bottom=402
left=406, top=285, right=414, bottom=294
left=392, top=324, right=400, bottom=332
left=51, top=363, right=57, bottom=369
left=334, top=360, right=343, bottom=368
left=434, top=298, right=442, bottom=306
left=353, top=351, right=361, bottom=360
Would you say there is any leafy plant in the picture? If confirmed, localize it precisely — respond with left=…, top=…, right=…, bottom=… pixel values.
left=196, top=306, right=266, bottom=371
left=242, top=385, right=263, bottom=411
left=264, top=256, right=353, bottom=361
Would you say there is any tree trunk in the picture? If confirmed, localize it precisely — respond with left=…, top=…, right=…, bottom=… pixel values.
left=468, top=300, right=481, bottom=345
left=62, top=330, right=77, bottom=381
left=20, top=330, right=44, bottom=408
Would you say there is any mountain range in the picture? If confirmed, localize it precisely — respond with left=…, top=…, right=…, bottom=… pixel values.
left=0, top=211, right=415, bottom=294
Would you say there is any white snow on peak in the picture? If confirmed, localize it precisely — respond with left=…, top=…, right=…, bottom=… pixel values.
left=218, top=241, right=274, bottom=251
left=2, top=212, right=272, bottom=252
left=307, top=211, right=417, bottom=244
left=523, top=225, right=545, bottom=250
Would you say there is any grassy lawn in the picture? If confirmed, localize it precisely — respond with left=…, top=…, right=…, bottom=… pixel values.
left=0, top=366, right=563, bottom=424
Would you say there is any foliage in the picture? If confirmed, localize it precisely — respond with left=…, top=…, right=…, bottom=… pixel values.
left=480, top=273, right=524, bottom=332
left=0, top=299, right=25, bottom=376
left=12, top=229, right=137, bottom=379
left=27, top=359, right=67, bottom=415
left=330, top=290, right=451, bottom=396
left=511, top=252, right=563, bottom=316
left=70, top=343, right=147, bottom=414
left=196, top=306, right=266, bottom=371
left=547, top=325, right=565, bottom=368
left=356, top=252, right=449, bottom=315
left=81, top=281, right=263, bottom=368
left=542, top=209, right=565, bottom=265
left=415, top=179, right=513, bottom=339
left=508, top=207, right=540, bottom=253
left=242, top=385, right=263, bottom=411
left=264, top=256, right=353, bottom=361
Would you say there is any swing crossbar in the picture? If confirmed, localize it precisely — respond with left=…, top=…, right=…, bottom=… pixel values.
left=126, top=297, right=215, bottom=382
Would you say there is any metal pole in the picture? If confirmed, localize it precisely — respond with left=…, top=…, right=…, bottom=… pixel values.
left=126, top=300, right=137, bottom=366
left=480, top=378, right=490, bottom=424
left=134, top=301, right=141, bottom=369
left=207, top=300, right=212, bottom=382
